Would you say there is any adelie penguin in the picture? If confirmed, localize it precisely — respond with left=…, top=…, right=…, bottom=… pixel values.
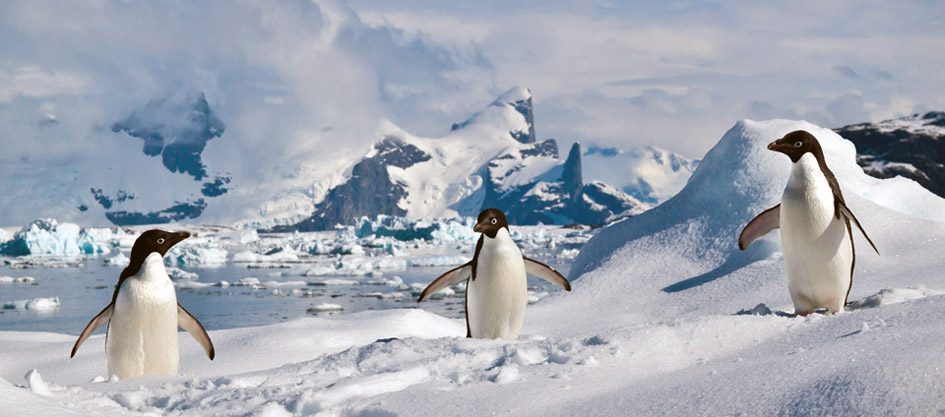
left=418, top=208, right=571, bottom=339
left=70, top=229, right=215, bottom=378
left=739, top=130, right=879, bottom=316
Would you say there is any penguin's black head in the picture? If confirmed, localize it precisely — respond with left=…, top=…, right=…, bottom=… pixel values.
left=767, top=130, right=824, bottom=163
left=474, top=208, right=508, bottom=238
left=130, top=229, right=191, bottom=259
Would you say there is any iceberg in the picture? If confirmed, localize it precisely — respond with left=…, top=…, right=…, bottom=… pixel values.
left=354, top=215, right=477, bottom=242
left=0, top=219, right=123, bottom=257
left=166, top=245, right=228, bottom=266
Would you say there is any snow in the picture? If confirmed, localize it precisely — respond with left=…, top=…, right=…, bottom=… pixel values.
left=369, top=86, right=552, bottom=220
left=583, top=146, right=698, bottom=205
left=2, top=119, right=945, bottom=415
left=841, top=111, right=945, bottom=137
left=23, top=369, right=52, bottom=397
left=862, top=160, right=920, bottom=175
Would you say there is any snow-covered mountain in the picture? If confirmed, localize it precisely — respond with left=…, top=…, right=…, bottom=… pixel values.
left=834, top=111, right=945, bottom=199
left=93, top=92, right=232, bottom=225
left=583, top=145, right=698, bottom=205
left=0, top=84, right=660, bottom=229
left=274, top=87, right=646, bottom=231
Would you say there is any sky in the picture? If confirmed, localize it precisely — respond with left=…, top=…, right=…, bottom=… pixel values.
left=0, top=0, right=943, bottom=225
left=2, top=1, right=943, bottom=159
left=347, top=0, right=945, bottom=157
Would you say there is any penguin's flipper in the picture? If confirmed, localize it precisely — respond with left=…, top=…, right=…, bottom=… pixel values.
left=738, top=204, right=780, bottom=250
left=418, top=263, right=472, bottom=302
left=838, top=202, right=879, bottom=255
left=70, top=304, right=113, bottom=358
left=523, top=257, right=571, bottom=291
left=178, top=304, right=215, bottom=360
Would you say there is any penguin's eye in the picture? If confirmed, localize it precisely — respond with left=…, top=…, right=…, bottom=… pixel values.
left=491, top=218, right=497, bottom=225
left=794, top=141, right=803, bottom=148
left=157, top=238, right=165, bottom=244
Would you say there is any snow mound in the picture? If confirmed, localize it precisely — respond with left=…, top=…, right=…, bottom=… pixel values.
left=574, top=118, right=945, bottom=281
left=24, top=369, right=52, bottom=397
left=847, top=287, right=945, bottom=310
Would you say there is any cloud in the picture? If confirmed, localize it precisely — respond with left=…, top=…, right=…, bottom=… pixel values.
left=833, top=66, right=859, bottom=80
left=348, top=0, right=945, bottom=156
left=2, top=0, right=945, bottom=224
left=0, top=0, right=497, bottom=225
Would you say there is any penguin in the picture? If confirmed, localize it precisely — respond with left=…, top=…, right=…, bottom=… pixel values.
left=418, top=208, right=571, bottom=339
left=739, top=130, right=879, bottom=316
left=70, top=229, right=214, bottom=378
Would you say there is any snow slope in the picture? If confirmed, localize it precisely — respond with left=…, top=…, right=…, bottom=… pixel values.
left=2, top=119, right=945, bottom=416
left=583, top=145, right=698, bottom=205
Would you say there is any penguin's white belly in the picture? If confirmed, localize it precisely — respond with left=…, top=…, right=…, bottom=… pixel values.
left=106, top=268, right=179, bottom=378
left=780, top=156, right=853, bottom=314
left=467, top=243, right=527, bottom=339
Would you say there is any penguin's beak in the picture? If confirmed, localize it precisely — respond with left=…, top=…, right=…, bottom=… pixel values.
left=473, top=223, right=484, bottom=233
left=167, top=231, right=191, bottom=248
left=767, top=140, right=789, bottom=154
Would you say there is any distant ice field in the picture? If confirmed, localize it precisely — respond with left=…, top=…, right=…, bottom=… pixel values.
left=0, top=222, right=583, bottom=335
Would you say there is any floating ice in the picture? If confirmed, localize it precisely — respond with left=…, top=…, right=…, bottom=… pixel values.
left=232, top=246, right=300, bottom=263
left=355, top=215, right=477, bottom=242
left=307, top=303, right=343, bottom=312
left=233, top=277, right=261, bottom=287
left=231, top=250, right=258, bottom=263
left=407, top=255, right=469, bottom=267
left=3, top=297, right=60, bottom=310
left=0, top=276, right=35, bottom=284
left=330, top=244, right=365, bottom=256
left=102, top=252, right=130, bottom=267
left=167, top=267, right=199, bottom=280
left=173, top=281, right=213, bottom=289
left=309, top=278, right=359, bottom=286
left=167, top=245, right=228, bottom=266
left=373, top=257, right=407, bottom=271
left=303, top=264, right=337, bottom=277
